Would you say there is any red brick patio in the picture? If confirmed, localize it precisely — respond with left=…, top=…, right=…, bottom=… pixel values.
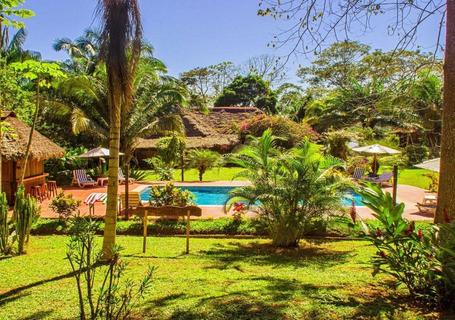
left=37, top=182, right=434, bottom=221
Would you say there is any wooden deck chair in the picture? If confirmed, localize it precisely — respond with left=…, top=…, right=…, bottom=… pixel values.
left=416, top=202, right=437, bottom=215
left=120, top=191, right=142, bottom=210
left=118, top=168, right=135, bottom=184
left=352, top=167, right=365, bottom=180
left=72, top=169, right=96, bottom=188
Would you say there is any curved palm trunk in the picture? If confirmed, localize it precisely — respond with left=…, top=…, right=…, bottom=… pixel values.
left=436, top=2, right=455, bottom=223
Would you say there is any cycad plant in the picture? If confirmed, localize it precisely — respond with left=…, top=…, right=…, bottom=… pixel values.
left=227, top=130, right=349, bottom=247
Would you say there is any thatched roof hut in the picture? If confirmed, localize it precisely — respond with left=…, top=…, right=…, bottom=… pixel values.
left=1, top=111, right=65, bottom=203
left=2, top=111, right=64, bottom=160
left=135, top=107, right=262, bottom=158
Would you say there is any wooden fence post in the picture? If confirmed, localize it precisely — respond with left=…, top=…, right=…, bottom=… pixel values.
left=186, top=209, right=190, bottom=254
left=143, top=211, right=148, bottom=254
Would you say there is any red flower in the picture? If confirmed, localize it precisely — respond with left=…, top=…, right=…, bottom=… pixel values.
left=349, top=200, right=357, bottom=223
left=417, top=229, right=423, bottom=240
left=233, top=202, right=245, bottom=213
left=379, top=251, right=387, bottom=258
left=444, top=208, right=452, bottom=223
left=375, top=228, right=382, bottom=237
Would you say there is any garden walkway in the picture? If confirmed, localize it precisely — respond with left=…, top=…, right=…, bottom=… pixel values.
left=37, top=182, right=433, bottom=221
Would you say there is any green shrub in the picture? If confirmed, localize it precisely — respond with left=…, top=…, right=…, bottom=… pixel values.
left=149, top=183, right=195, bottom=207
left=405, top=144, right=429, bottom=165
left=356, top=183, right=455, bottom=308
left=49, top=192, right=81, bottom=219
left=227, top=130, right=350, bottom=247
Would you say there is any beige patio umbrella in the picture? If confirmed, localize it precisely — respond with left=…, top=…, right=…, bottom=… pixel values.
left=415, top=158, right=440, bottom=172
left=351, top=144, right=401, bottom=175
left=78, top=147, right=124, bottom=167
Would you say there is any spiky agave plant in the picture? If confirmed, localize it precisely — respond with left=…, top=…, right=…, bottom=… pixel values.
left=13, top=186, right=39, bottom=254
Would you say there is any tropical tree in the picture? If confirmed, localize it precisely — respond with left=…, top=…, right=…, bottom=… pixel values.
left=226, top=130, right=348, bottom=247
left=0, top=28, right=40, bottom=63
left=214, top=74, right=277, bottom=113
left=10, top=60, right=66, bottom=184
left=257, top=0, right=453, bottom=223
left=98, top=0, right=142, bottom=259
left=187, top=149, right=222, bottom=182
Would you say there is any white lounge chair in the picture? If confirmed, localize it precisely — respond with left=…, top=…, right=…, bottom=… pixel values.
left=72, top=169, right=97, bottom=188
left=118, top=168, right=135, bottom=184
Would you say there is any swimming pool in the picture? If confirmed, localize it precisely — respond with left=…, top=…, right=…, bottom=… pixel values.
left=140, top=186, right=364, bottom=207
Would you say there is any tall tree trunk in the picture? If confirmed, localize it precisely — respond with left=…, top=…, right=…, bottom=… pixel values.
left=19, top=79, right=40, bottom=185
left=124, top=150, right=132, bottom=220
left=436, top=1, right=455, bottom=223
left=102, top=97, right=121, bottom=259
left=180, top=152, right=184, bottom=182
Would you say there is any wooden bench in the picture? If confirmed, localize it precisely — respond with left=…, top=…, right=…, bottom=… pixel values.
left=130, top=205, right=202, bottom=254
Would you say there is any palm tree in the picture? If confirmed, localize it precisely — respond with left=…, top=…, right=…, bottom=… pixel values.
left=0, top=28, right=41, bottom=63
left=226, top=130, right=349, bottom=247
left=187, top=149, right=222, bottom=182
left=97, top=0, right=142, bottom=260
left=53, top=28, right=101, bottom=74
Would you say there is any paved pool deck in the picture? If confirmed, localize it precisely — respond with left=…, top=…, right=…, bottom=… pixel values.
left=37, top=181, right=434, bottom=222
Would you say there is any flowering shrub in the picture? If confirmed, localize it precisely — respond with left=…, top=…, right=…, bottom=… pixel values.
left=149, top=183, right=194, bottom=207
left=356, top=183, right=455, bottom=307
left=232, top=202, right=246, bottom=222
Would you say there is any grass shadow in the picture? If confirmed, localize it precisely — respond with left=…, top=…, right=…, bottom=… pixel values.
left=19, top=310, right=53, bottom=320
left=199, top=240, right=353, bottom=270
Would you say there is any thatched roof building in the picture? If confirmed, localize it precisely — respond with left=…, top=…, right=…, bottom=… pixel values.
left=2, top=111, right=64, bottom=160
left=1, top=111, right=64, bottom=203
left=135, top=107, right=262, bottom=157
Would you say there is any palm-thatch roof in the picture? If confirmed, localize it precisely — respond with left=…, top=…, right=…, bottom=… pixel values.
left=136, top=107, right=262, bottom=151
left=1, top=111, right=65, bottom=161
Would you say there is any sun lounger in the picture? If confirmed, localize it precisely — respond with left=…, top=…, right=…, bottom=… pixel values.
left=118, top=168, right=135, bottom=184
left=417, top=202, right=437, bottom=215
left=352, top=167, right=365, bottom=180
left=72, top=169, right=96, bottom=188
left=364, top=172, right=393, bottom=186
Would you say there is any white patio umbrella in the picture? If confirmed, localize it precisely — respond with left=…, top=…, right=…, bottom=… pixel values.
left=78, top=147, right=124, bottom=158
left=415, top=158, right=440, bottom=173
left=351, top=144, right=401, bottom=175
left=78, top=147, right=124, bottom=168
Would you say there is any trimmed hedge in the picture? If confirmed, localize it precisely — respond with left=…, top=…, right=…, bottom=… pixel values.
left=31, top=216, right=434, bottom=238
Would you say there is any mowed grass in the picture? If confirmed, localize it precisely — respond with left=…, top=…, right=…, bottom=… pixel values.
left=140, top=167, right=433, bottom=190
left=0, top=236, right=440, bottom=320
left=140, top=167, right=246, bottom=182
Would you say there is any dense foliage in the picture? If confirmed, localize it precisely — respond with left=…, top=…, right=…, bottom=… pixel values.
left=227, top=130, right=349, bottom=247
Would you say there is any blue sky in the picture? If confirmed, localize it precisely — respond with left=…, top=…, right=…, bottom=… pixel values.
left=23, top=0, right=442, bottom=82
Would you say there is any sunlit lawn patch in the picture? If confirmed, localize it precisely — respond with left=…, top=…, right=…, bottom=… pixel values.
left=0, top=236, right=442, bottom=319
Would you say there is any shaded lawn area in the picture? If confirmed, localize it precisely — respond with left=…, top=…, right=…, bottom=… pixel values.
left=0, top=236, right=441, bottom=319
left=140, top=167, right=433, bottom=190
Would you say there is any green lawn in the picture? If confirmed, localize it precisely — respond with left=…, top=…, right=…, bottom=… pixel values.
left=140, top=167, right=245, bottom=182
left=140, top=167, right=433, bottom=190
left=0, top=236, right=440, bottom=319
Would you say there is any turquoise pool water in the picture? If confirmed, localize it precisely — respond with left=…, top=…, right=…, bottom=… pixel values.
left=140, top=186, right=364, bottom=207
